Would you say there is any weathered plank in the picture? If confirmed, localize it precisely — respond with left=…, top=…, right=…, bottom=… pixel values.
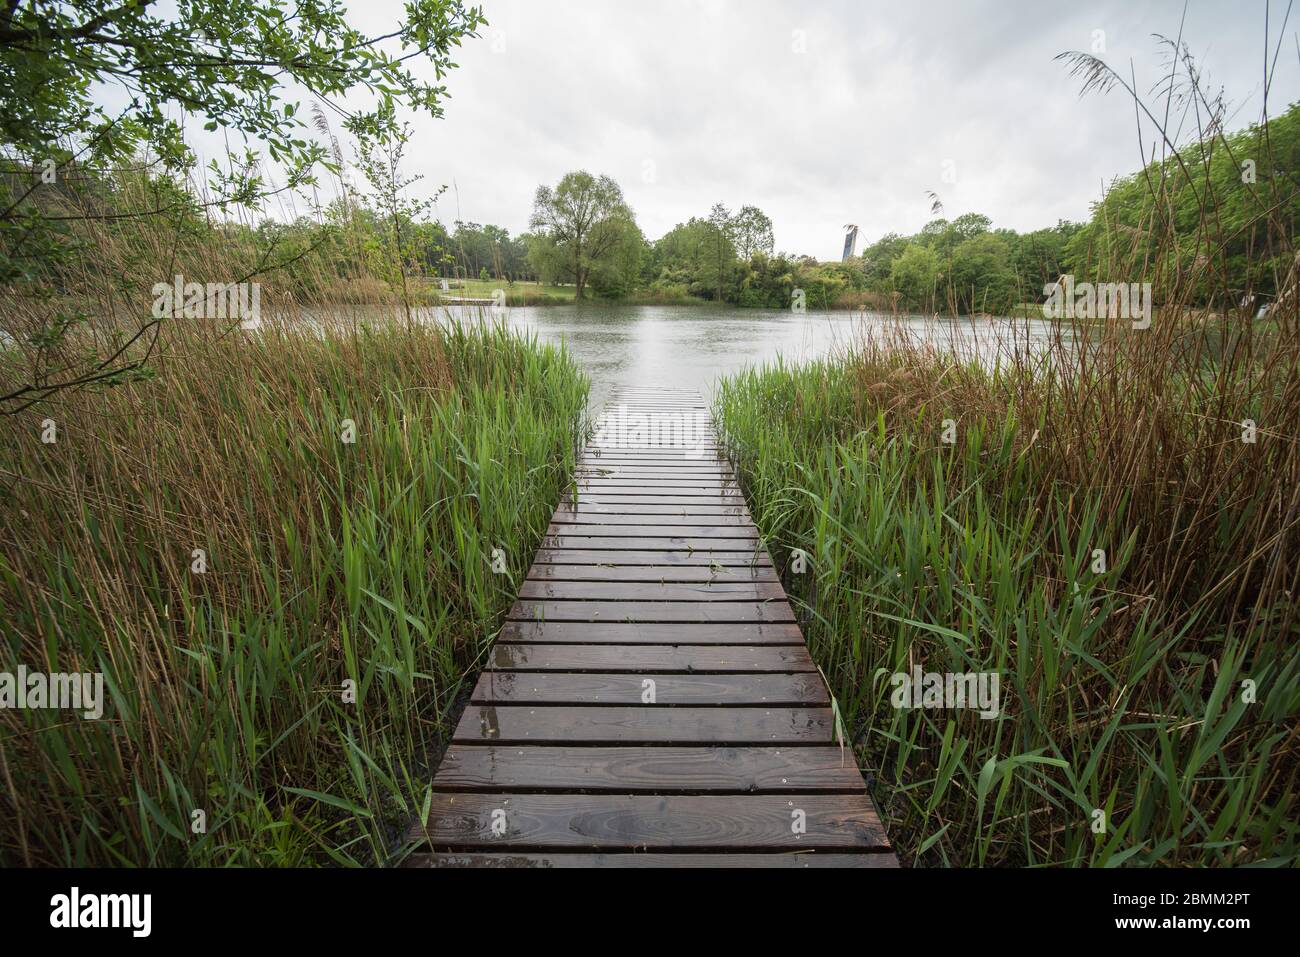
left=488, top=643, right=816, bottom=672
left=538, top=535, right=762, bottom=551
left=585, top=453, right=725, bottom=461
left=550, top=515, right=755, bottom=528
left=431, top=745, right=857, bottom=792
left=545, top=523, right=758, bottom=538
left=406, top=852, right=896, bottom=868
left=603, top=404, right=709, bottom=410
left=578, top=461, right=730, bottom=468
left=595, top=404, right=710, bottom=410
left=577, top=465, right=730, bottom=473
left=578, top=460, right=728, bottom=468
left=516, top=580, right=786, bottom=601
left=589, top=440, right=721, bottom=447
left=497, top=621, right=803, bottom=644
left=470, top=672, right=827, bottom=705
left=553, top=503, right=751, bottom=516
left=577, top=473, right=733, bottom=481
left=454, top=705, right=836, bottom=744
left=568, top=471, right=735, bottom=480
left=586, top=442, right=717, bottom=449
left=563, top=490, right=745, bottom=502
left=532, top=548, right=766, bottom=565
left=579, top=457, right=731, bottom=467
left=412, top=793, right=890, bottom=851
left=564, top=486, right=741, bottom=496
left=547, top=518, right=754, bottom=531
left=524, top=564, right=780, bottom=583
left=560, top=494, right=749, bottom=505
left=506, top=600, right=793, bottom=623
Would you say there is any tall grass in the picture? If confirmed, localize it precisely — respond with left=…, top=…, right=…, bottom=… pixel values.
left=0, top=315, right=588, bottom=866
left=716, top=314, right=1299, bottom=867
left=717, top=33, right=1300, bottom=867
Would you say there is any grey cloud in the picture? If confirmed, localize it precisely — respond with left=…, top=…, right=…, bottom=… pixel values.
left=349, top=0, right=1299, bottom=257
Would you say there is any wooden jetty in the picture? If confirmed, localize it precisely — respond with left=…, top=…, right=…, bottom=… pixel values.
left=407, top=386, right=896, bottom=867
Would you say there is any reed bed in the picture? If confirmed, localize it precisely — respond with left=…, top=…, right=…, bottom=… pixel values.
left=0, top=315, right=589, bottom=866
left=715, top=312, right=1299, bottom=866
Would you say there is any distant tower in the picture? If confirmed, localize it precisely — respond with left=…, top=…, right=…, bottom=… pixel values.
left=842, top=224, right=859, bottom=261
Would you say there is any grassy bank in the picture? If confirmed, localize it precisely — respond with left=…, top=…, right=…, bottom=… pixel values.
left=715, top=317, right=1299, bottom=866
left=427, top=277, right=577, bottom=305
left=0, top=318, right=588, bottom=866
left=427, top=278, right=702, bottom=307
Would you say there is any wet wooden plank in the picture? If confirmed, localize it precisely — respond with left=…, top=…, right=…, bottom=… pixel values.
left=470, top=672, right=827, bottom=705
left=454, top=705, right=835, bottom=744
left=532, top=549, right=766, bottom=565
left=497, top=621, right=803, bottom=644
left=550, top=514, right=755, bottom=527
left=411, top=793, right=890, bottom=851
left=585, top=453, right=724, bottom=461
left=575, top=473, right=735, bottom=482
left=538, top=535, right=762, bottom=551
left=574, top=482, right=736, bottom=491
left=548, top=514, right=754, bottom=530
left=429, top=745, right=859, bottom=792
left=552, top=503, right=751, bottom=516
left=559, top=497, right=747, bottom=509
left=579, top=459, right=727, bottom=467
left=548, top=518, right=755, bottom=531
left=579, top=457, right=731, bottom=467
left=569, top=488, right=743, bottom=496
left=525, top=563, right=779, bottom=583
left=406, top=851, right=896, bottom=868
left=560, top=493, right=749, bottom=505
left=488, top=643, right=815, bottom=671
left=584, top=454, right=720, bottom=461
left=545, top=522, right=757, bottom=537
left=601, top=404, right=710, bottom=411
left=506, top=600, right=793, bottom=623
left=574, top=468, right=735, bottom=478
left=602, top=408, right=710, bottom=414
left=573, top=474, right=730, bottom=482
left=582, top=443, right=722, bottom=450
left=559, top=501, right=750, bottom=512
left=588, top=439, right=720, bottom=446
left=516, top=580, right=785, bottom=601
left=589, top=440, right=721, bottom=448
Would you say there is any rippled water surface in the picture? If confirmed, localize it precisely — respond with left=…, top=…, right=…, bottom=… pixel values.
left=437, top=303, right=1059, bottom=408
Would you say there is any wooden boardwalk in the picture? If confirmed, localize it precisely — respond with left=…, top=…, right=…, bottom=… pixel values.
left=407, top=387, right=896, bottom=867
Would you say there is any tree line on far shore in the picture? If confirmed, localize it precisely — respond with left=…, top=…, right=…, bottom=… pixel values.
left=507, top=101, right=1300, bottom=312
left=519, top=170, right=1078, bottom=311
left=14, top=105, right=1297, bottom=314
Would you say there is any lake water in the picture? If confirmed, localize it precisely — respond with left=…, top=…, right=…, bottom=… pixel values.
left=437, top=303, right=1061, bottom=409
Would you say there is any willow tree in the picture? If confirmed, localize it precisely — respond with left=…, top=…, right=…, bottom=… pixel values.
left=529, top=171, right=635, bottom=300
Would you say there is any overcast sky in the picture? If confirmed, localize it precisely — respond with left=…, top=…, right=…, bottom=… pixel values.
left=222, top=1, right=1300, bottom=259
